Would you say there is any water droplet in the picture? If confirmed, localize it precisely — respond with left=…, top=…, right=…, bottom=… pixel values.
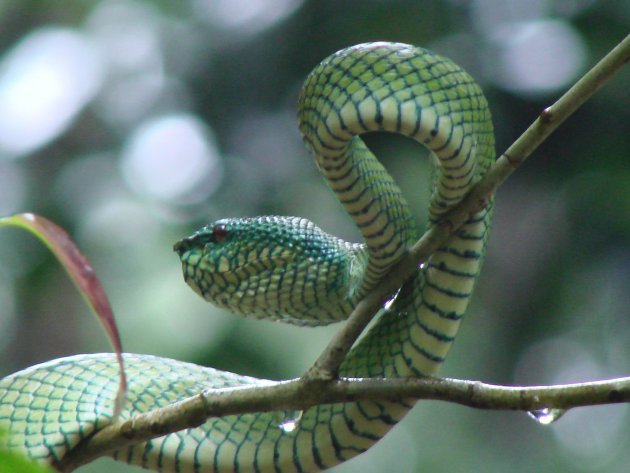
left=384, top=288, right=401, bottom=310
left=527, top=408, right=567, bottom=425
left=279, top=419, right=297, bottom=432
left=277, top=410, right=302, bottom=433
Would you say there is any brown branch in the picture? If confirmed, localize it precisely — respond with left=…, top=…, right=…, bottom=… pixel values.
left=59, top=374, right=630, bottom=471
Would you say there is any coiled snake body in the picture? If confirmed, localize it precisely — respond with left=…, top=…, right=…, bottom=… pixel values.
left=0, top=43, right=494, bottom=472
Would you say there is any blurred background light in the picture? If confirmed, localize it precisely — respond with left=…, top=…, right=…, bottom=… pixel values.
left=86, top=0, right=171, bottom=128
left=0, top=28, right=103, bottom=158
left=554, top=0, right=598, bottom=17
left=87, top=0, right=162, bottom=74
left=227, top=111, right=306, bottom=185
left=80, top=198, right=160, bottom=248
left=552, top=403, right=628, bottom=470
left=96, top=70, right=169, bottom=127
left=471, top=0, right=547, bottom=32
left=484, top=19, right=587, bottom=95
left=192, top=0, right=305, bottom=34
left=515, top=337, right=629, bottom=468
left=515, top=337, right=602, bottom=386
left=120, top=114, right=223, bottom=204
left=0, top=161, right=27, bottom=216
left=54, top=153, right=124, bottom=220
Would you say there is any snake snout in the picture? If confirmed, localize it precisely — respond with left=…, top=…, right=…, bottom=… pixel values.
left=173, top=237, right=195, bottom=256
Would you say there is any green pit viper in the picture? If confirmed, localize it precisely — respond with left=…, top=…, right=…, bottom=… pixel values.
left=0, top=42, right=494, bottom=472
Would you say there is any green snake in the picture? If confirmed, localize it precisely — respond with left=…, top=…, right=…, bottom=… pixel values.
left=0, top=42, right=494, bottom=472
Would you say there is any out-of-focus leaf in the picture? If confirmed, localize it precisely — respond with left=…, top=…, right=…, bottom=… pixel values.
left=0, top=450, right=56, bottom=473
left=0, top=430, right=56, bottom=473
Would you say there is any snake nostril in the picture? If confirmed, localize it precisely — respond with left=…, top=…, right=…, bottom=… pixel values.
left=173, top=237, right=193, bottom=256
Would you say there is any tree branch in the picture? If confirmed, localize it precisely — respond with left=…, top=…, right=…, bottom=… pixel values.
left=59, top=33, right=630, bottom=471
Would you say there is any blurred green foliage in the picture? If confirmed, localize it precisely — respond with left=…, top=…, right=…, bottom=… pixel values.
left=0, top=1, right=628, bottom=472
left=0, top=430, right=55, bottom=473
left=0, top=451, right=55, bottom=473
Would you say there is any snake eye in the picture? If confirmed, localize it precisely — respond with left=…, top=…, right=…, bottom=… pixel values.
left=212, top=223, right=228, bottom=243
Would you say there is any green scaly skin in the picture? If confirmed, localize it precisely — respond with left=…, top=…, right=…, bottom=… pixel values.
left=0, top=42, right=494, bottom=472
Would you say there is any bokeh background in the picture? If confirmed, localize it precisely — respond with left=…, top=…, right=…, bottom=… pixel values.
left=0, top=0, right=629, bottom=472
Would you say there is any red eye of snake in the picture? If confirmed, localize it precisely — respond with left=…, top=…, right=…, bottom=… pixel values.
left=212, top=224, right=228, bottom=243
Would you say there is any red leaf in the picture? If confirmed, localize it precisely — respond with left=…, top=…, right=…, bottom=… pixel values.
left=0, top=213, right=127, bottom=418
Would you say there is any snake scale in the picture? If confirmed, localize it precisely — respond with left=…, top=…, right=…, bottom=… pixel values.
left=0, top=42, right=494, bottom=472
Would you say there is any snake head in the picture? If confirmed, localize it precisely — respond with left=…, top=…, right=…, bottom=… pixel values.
left=174, top=216, right=356, bottom=325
